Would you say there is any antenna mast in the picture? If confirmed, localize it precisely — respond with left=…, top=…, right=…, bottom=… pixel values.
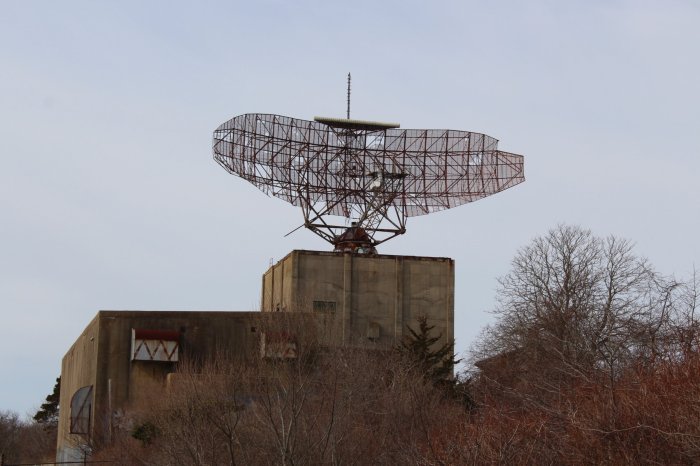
left=346, top=73, right=351, bottom=119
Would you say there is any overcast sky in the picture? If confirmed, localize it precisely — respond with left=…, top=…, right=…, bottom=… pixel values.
left=1, top=0, right=698, bottom=417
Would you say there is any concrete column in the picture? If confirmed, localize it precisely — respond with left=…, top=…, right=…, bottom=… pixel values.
left=342, top=253, right=353, bottom=344
left=447, top=260, right=455, bottom=342
left=279, top=259, right=285, bottom=311
left=291, top=251, right=300, bottom=311
left=269, top=269, right=275, bottom=312
left=394, top=256, right=404, bottom=342
left=260, top=273, right=267, bottom=312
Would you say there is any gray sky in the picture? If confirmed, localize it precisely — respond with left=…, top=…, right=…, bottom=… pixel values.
left=1, top=0, right=698, bottom=416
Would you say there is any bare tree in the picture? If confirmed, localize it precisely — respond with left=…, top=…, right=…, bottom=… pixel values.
left=0, top=410, right=22, bottom=462
left=0, top=410, right=56, bottom=464
left=668, top=267, right=700, bottom=359
left=472, top=225, right=679, bottom=404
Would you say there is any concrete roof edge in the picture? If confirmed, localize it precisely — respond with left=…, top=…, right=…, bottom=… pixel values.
left=96, top=310, right=260, bottom=317
left=288, top=249, right=454, bottom=262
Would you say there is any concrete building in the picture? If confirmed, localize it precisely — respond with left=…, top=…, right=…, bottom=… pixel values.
left=57, top=251, right=455, bottom=460
left=57, top=311, right=257, bottom=460
left=262, top=250, right=454, bottom=348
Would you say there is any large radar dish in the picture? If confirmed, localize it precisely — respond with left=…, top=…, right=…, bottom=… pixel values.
left=213, top=113, right=524, bottom=253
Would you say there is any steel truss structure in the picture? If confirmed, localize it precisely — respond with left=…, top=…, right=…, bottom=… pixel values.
left=213, top=113, right=524, bottom=252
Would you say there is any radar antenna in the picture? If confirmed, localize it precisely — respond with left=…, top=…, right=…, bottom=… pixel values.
left=213, top=84, right=525, bottom=254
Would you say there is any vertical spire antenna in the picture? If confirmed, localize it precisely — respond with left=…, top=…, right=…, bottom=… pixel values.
left=346, top=72, right=351, bottom=119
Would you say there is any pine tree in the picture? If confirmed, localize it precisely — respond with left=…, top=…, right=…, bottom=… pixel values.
left=398, top=316, right=460, bottom=382
left=33, top=377, right=60, bottom=426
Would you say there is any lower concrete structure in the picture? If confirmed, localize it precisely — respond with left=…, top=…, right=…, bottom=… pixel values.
left=57, top=250, right=455, bottom=460
left=57, top=311, right=292, bottom=461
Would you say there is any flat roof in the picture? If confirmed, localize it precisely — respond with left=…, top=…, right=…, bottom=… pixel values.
left=268, top=249, right=453, bottom=269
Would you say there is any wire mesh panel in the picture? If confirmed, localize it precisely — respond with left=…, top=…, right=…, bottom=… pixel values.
left=70, top=385, right=93, bottom=434
left=213, top=114, right=525, bottom=250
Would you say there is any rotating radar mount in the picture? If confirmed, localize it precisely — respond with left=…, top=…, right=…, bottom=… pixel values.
left=213, top=74, right=525, bottom=254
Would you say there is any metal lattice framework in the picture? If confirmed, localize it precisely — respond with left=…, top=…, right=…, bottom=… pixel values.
left=213, top=113, right=524, bottom=252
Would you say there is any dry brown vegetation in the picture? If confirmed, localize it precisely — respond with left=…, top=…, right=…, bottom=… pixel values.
left=452, top=225, right=700, bottom=465
left=0, top=410, right=56, bottom=464
left=94, top=344, right=462, bottom=465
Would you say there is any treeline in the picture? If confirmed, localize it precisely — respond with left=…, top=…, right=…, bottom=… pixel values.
left=0, top=409, right=56, bottom=464
left=459, top=225, right=700, bottom=464
left=0, top=377, right=58, bottom=463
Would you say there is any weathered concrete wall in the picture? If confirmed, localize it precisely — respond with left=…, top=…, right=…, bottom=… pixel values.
left=57, top=311, right=276, bottom=460
left=56, top=310, right=337, bottom=459
left=57, top=315, right=101, bottom=462
left=98, top=312, right=242, bottom=414
left=261, top=250, right=455, bottom=349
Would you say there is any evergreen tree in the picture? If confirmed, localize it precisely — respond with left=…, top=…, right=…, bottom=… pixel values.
left=33, top=377, right=60, bottom=426
left=398, top=316, right=460, bottom=382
